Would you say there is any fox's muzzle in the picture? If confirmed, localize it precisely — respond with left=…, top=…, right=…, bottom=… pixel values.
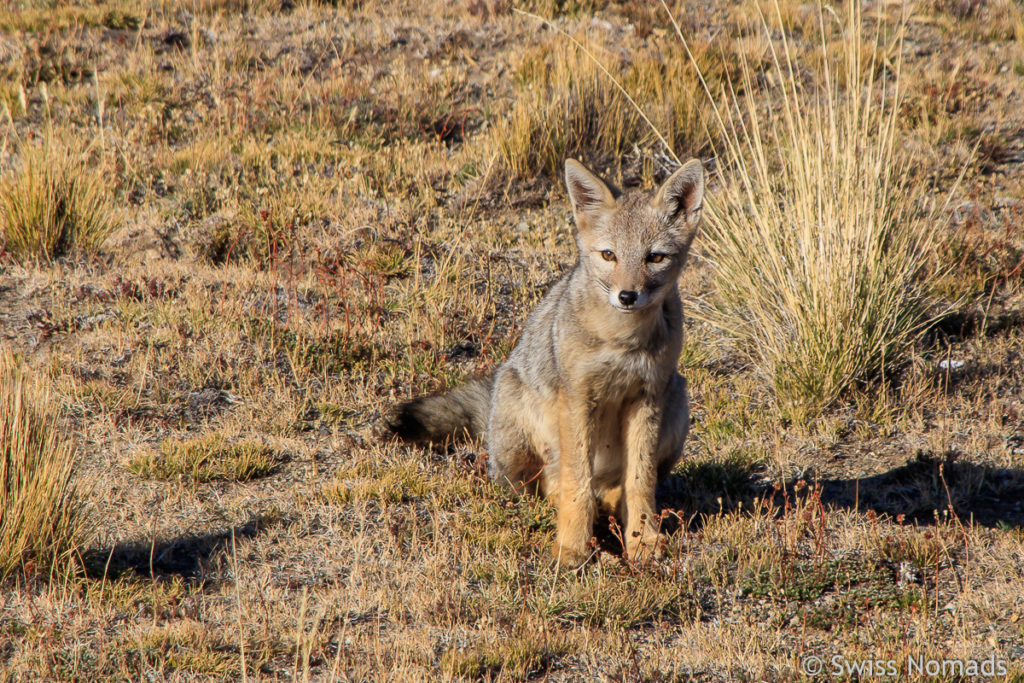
left=608, top=287, right=652, bottom=312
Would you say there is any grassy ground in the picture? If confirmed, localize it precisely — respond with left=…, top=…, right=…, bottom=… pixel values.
left=1, top=0, right=1023, bottom=680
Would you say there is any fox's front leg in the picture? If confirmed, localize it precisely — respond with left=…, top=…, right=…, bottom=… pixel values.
left=555, top=390, right=596, bottom=566
left=622, top=398, right=664, bottom=561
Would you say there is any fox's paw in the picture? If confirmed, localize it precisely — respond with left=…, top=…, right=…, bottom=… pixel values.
left=552, top=540, right=593, bottom=569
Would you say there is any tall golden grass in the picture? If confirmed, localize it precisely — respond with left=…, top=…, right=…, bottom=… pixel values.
left=0, top=139, right=115, bottom=260
left=0, top=354, right=88, bottom=582
left=670, top=1, right=952, bottom=416
left=492, top=33, right=716, bottom=183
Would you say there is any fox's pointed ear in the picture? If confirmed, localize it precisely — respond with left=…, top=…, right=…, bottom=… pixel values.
left=654, top=158, right=704, bottom=235
left=564, top=159, right=616, bottom=225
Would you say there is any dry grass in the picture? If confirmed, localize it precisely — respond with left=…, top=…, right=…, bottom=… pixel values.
left=0, top=353, right=88, bottom=583
left=0, top=139, right=115, bottom=260
left=0, top=0, right=1022, bottom=679
left=678, top=1, right=953, bottom=418
left=127, top=434, right=279, bottom=484
left=490, top=18, right=739, bottom=186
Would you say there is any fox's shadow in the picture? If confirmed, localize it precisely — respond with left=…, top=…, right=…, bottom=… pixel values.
left=654, top=451, right=1024, bottom=532
left=82, top=515, right=277, bottom=584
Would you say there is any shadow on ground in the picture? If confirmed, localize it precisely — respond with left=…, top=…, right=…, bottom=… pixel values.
left=657, top=451, right=1024, bottom=530
left=929, top=309, right=1024, bottom=341
left=83, top=515, right=278, bottom=583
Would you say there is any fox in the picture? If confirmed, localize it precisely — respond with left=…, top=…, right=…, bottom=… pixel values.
left=389, top=157, right=705, bottom=565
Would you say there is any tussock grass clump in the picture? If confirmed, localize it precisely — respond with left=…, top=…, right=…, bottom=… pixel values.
left=492, top=38, right=716, bottom=183
left=0, top=354, right=87, bottom=582
left=493, top=42, right=643, bottom=181
left=442, top=620, right=571, bottom=680
left=0, top=140, right=115, bottom=260
left=128, top=435, right=278, bottom=483
left=322, top=462, right=431, bottom=505
left=678, top=2, right=947, bottom=417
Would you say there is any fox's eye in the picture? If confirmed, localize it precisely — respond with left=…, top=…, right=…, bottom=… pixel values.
left=647, top=252, right=667, bottom=264
left=600, top=250, right=616, bottom=262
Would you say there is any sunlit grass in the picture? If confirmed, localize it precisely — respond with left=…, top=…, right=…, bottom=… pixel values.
left=0, top=139, right=116, bottom=260
left=672, top=0, right=956, bottom=417
left=0, top=353, right=89, bottom=582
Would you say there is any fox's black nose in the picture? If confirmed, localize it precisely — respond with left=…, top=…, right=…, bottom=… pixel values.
left=618, top=290, right=638, bottom=306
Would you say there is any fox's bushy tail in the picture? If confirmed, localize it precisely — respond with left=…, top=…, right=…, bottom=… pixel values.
left=388, top=376, right=492, bottom=444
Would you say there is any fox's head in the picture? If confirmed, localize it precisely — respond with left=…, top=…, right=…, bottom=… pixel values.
left=564, top=158, right=705, bottom=314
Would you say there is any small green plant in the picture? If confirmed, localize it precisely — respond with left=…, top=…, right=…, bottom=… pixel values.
left=322, top=461, right=431, bottom=504
left=0, top=140, right=116, bottom=260
left=128, top=435, right=278, bottom=483
left=442, top=621, right=571, bottom=679
left=101, top=8, right=141, bottom=30
left=0, top=353, right=89, bottom=582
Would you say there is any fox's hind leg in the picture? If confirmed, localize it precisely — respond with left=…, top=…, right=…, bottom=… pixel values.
left=486, top=368, right=547, bottom=495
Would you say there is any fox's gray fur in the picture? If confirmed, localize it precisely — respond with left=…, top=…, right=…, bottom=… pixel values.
left=390, top=157, right=705, bottom=564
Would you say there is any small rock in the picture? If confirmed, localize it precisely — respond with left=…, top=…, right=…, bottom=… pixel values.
left=938, top=359, right=964, bottom=371
left=111, top=350, right=134, bottom=367
left=897, top=561, right=919, bottom=588
left=447, top=340, right=478, bottom=360
left=75, top=312, right=113, bottom=331
left=187, top=387, right=221, bottom=410
left=162, top=31, right=191, bottom=50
